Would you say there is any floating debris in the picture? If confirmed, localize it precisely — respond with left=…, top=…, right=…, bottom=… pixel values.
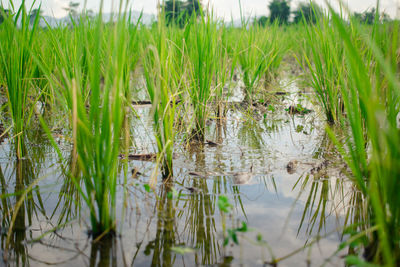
left=131, top=167, right=143, bottom=178
left=310, top=160, right=330, bottom=175
left=188, top=171, right=206, bottom=177
left=232, top=165, right=253, bottom=185
left=286, top=104, right=313, bottom=115
left=120, top=153, right=157, bottom=161
left=205, top=140, right=220, bottom=147
left=185, top=187, right=201, bottom=193
left=286, top=160, right=298, bottom=174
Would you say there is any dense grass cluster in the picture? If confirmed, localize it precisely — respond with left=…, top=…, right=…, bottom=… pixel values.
left=1, top=1, right=400, bottom=265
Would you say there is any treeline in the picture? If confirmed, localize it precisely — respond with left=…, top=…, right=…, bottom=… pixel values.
left=160, top=0, right=202, bottom=27
left=256, top=0, right=391, bottom=26
left=1, top=0, right=392, bottom=27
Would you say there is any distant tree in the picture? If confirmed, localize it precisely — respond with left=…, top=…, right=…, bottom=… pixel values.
left=353, top=8, right=389, bottom=24
left=0, top=7, right=11, bottom=25
left=268, top=0, right=290, bottom=24
left=161, top=0, right=185, bottom=26
left=160, top=0, right=202, bottom=27
left=257, top=16, right=268, bottom=27
left=29, top=8, right=42, bottom=25
left=293, top=2, right=322, bottom=24
left=81, top=8, right=94, bottom=20
left=185, top=0, right=202, bottom=17
left=356, top=8, right=375, bottom=24
left=63, top=1, right=80, bottom=18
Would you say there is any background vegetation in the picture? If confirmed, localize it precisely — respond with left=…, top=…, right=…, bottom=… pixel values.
left=0, top=0, right=399, bottom=265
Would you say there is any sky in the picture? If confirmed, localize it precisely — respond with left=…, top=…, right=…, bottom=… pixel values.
left=2, top=0, right=399, bottom=19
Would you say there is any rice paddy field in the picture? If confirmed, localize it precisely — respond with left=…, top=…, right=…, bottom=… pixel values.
left=1, top=2, right=400, bottom=266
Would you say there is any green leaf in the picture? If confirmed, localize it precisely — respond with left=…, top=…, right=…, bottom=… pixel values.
left=167, top=191, right=173, bottom=199
left=256, top=234, right=263, bottom=242
left=218, top=195, right=232, bottom=213
left=170, top=246, right=195, bottom=255
left=345, top=256, right=378, bottom=267
left=237, top=221, right=248, bottom=232
left=144, top=184, right=151, bottom=193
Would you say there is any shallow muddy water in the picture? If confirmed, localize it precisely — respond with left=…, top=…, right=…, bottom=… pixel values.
left=0, top=74, right=354, bottom=266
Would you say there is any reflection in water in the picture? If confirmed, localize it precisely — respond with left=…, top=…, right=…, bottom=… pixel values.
left=147, top=181, right=176, bottom=266
left=0, top=137, right=49, bottom=266
left=10, top=161, right=27, bottom=266
left=89, top=235, right=117, bottom=267
left=1, top=159, right=35, bottom=265
left=0, top=76, right=357, bottom=265
left=51, top=150, right=82, bottom=226
left=238, top=116, right=266, bottom=150
left=294, top=131, right=364, bottom=241
left=186, top=180, right=219, bottom=265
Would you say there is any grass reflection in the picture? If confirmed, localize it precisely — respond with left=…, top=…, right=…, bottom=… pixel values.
left=1, top=155, right=45, bottom=265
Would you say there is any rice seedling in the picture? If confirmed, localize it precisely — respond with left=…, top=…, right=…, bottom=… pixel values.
left=326, top=6, right=400, bottom=265
left=301, top=13, right=345, bottom=124
left=185, top=13, right=218, bottom=142
left=37, top=6, right=134, bottom=237
left=2, top=0, right=400, bottom=264
left=142, top=16, right=180, bottom=178
left=237, top=23, right=284, bottom=104
left=213, top=23, right=233, bottom=119
left=73, top=16, right=127, bottom=237
left=39, top=19, right=97, bottom=112
left=0, top=2, right=41, bottom=159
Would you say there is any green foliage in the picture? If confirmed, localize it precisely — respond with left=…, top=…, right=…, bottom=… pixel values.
left=301, top=15, right=344, bottom=123
left=36, top=11, right=138, bottom=237
left=143, top=184, right=152, bottom=193
left=63, top=1, right=80, bottom=17
left=224, top=222, right=248, bottom=246
left=326, top=7, right=400, bottom=265
left=0, top=7, right=11, bottom=25
left=353, top=8, right=390, bottom=25
left=238, top=23, right=285, bottom=103
left=217, top=195, right=232, bottom=213
left=160, top=0, right=202, bottom=27
left=170, top=246, right=196, bottom=254
left=70, top=17, right=127, bottom=237
left=0, top=2, right=41, bottom=159
left=142, top=18, right=180, bottom=178
left=256, top=16, right=268, bottom=27
left=345, top=256, right=379, bottom=267
left=268, top=0, right=290, bottom=25
left=185, top=13, right=218, bottom=141
left=293, top=2, right=323, bottom=24
left=28, top=8, right=41, bottom=25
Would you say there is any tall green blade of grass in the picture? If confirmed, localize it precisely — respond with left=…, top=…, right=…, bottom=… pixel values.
left=0, top=2, right=41, bottom=159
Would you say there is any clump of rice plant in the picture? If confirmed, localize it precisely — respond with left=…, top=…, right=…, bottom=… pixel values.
left=327, top=6, right=400, bottom=265
left=213, top=23, right=235, bottom=119
left=142, top=18, right=180, bottom=179
left=39, top=8, right=133, bottom=237
left=301, top=13, right=345, bottom=124
left=0, top=2, right=41, bottom=159
left=185, top=13, right=218, bottom=142
left=237, top=23, right=284, bottom=104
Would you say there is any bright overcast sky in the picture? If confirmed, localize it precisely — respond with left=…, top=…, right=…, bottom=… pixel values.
left=2, top=0, right=399, bottom=19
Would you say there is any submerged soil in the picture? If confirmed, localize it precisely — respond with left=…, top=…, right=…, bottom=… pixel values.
left=0, top=70, right=353, bottom=266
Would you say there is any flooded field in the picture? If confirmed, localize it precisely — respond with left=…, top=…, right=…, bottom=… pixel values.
left=1, top=3, right=399, bottom=265
left=0, top=72, right=353, bottom=266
